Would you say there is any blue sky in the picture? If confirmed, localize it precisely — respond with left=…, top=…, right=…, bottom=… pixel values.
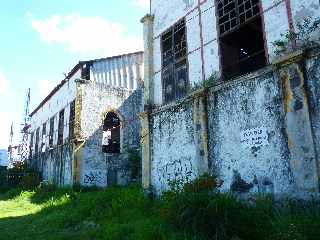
left=0, top=0, right=149, bottom=149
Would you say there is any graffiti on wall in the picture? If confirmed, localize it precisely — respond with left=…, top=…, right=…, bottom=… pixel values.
left=83, top=170, right=105, bottom=185
left=240, top=127, right=269, bottom=148
left=155, top=156, right=196, bottom=191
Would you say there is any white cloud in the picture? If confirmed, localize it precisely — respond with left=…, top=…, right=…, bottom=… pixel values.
left=131, top=0, right=150, bottom=11
left=0, top=70, right=9, bottom=96
left=31, top=15, right=143, bottom=56
left=0, top=111, right=19, bottom=150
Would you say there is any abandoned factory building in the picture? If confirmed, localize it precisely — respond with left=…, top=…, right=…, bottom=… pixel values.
left=141, top=0, right=320, bottom=195
left=29, top=52, right=144, bottom=187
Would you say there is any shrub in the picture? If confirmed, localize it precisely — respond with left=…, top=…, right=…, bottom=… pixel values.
left=19, top=172, right=41, bottom=189
left=161, top=174, right=277, bottom=240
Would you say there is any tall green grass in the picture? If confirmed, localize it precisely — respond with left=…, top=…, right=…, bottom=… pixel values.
left=0, top=176, right=319, bottom=240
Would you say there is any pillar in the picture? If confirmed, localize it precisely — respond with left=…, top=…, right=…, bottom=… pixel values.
left=141, top=14, right=154, bottom=105
left=275, top=50, right=319, bottom=193
left=140, top=14, right=154, bottom=191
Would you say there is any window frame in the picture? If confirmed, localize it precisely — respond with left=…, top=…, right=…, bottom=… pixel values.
left=215, top=0, right=267, bottom=79
left=58, top=109, right=65, bottom=146
left=160, top=18, right=189, bottom=104
left=49, top=116, right=55, bottom=149
left=41, top=122, right=47, bottom=153
left=102, top=112, right=121, bottom=154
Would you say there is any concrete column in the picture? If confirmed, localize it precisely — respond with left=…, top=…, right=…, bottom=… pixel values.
left=141, top=14, right=154, bottom=105
left=72, top=79, right=84, bottom=185
left=192, top=93, right=209, bottom=175
left=275, top=51, right=319, bottom=193
left=139, top=111, right=151, bottom=190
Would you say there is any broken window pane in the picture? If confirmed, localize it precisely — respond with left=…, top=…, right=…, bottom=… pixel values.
left=161, top=19, right=188, bottom=103
left=102, top=112, right=120, bottom=153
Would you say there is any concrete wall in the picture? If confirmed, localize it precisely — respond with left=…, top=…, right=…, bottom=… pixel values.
left=30, top=70, right=79, bottom=154
left=150, top=0, right=320, bottom=106
left=147, top=50, right=320, bottom=194
left=90, top=53, right=144, bottom=90
left=144, top=0, right=320, bottom=195
left=150, top=105, right=199, bottom=193
left=29, top=52, right=144, bottom=187
left=79, top=82, right=143, bottom=187
left=208, top=68, right=293, bottom=194
left=29, top=70, right=79, bottom=185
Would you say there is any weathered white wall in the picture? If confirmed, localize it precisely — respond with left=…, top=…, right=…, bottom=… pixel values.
left=80, top=82, right=142, bottom=187
left=151, top=106, right=200, bottom=193
left=261, top=0, right=290, bottom=61
left=30, top=70, right=79, bottom=153
left=208, top=69, right=294, bottom=194
left=90, top=53, right=144, bottom=90
left=151, top=0, right=320, bottom=106
left=151, top=0, right=220, bottom=105
left=291, top=0, right=320, bottom=26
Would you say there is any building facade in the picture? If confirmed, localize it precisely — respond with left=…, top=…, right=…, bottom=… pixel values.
left=29, top=52, right=144, bottom=187
left=141, top=0, right=320, bottom=195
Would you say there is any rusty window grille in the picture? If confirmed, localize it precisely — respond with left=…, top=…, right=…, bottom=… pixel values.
left=216, top=0, right=266, bottom=79
left=35, top=128, right=40, bottom=155
left=58, top=109, right=64, bottom=146
left=69, top=100, right=75, bottom=140
left=217, top=0, right=260, bottom=36
left=41, top=123, right=46, bottom=153
left=49, top=117, right=54, bottom=148
left=102, top=112, right=120, bottom=153
left=161, top=19, right=188, bottom=103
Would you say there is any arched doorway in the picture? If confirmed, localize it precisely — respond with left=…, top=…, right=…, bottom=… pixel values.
left=102, top=112, right=121, bottom=153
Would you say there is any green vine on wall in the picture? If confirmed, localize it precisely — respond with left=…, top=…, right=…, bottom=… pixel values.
left=190, top=71, right=219, bottom=92
left=273, top=17, right=320, bottom=55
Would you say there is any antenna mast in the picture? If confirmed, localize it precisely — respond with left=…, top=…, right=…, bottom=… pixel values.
left=18, top=88, right=31, bottom=163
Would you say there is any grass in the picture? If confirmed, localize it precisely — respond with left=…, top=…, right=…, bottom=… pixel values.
left=0, top=185, right=186, bottom=240
left=0, top=178, right=319, bottom=240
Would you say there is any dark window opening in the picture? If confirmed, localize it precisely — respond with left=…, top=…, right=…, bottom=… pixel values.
left=217, top=0, right=266, bottom=79
left=49, top=117, right=54, bottom=148
left=41, top=123, right=46, bottom=153
left=81, top=63, right=91, bottom=80
left=30, top=131, right=34, bottom=157
left=69, top=100, right=75, bottom=140
left=102, top=112, right=120, bottom=153
left=35, top=128, right=40, bottom=155
left=58, top=109, right=64, bottom=145
left=161, top=19, right=188, bottom=103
